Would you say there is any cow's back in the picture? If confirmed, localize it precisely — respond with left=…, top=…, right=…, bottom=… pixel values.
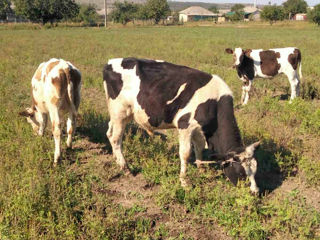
left=32, top=59, right=81, bottom=113
left=103, top=58, right=233, bottom=131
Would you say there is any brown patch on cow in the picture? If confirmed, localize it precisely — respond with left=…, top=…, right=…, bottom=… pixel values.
left=34, top=67, right=43, bottom=81
left=70, top=68, right=81, bottom=109
left=288, top=48, right=301, bottom=70
left=51, top=96, right=59, bottom=105
left=68, top=127, right=73, bottom=135
left=52, top=69, right=68, bottom=97
left=46, top=61, right=60, bottom=75
left=259, top=50, right=281, bottom=76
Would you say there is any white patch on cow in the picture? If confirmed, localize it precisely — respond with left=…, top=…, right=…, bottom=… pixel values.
left=234, top=47, right=243, bottom=66
left=166, top=83, right=187, bottom=104
left=106, top=58, right=152, bottom=131
left=156, top=60, right=164, bottom=62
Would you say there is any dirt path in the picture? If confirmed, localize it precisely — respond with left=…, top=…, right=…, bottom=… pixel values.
left=72, top=134, right=232, bottom=239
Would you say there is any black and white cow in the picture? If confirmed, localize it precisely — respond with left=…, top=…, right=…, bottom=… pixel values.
left=103, top=58, right=260, bottom=193
left=225, top=47, right=302, bottom=105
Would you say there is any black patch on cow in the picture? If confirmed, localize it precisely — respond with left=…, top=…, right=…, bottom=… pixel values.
left=178, top=113, right=191, bottom=129
left=195, top=95, right=243, bottom=155
left=236, top=54, right=255, bottom=81
left=288, top=48, right=301, bottom=70
left=259, top=50, right=281, bottom=76
left=223, top=161, right=246, bottom=185
left=121, top=58, right=212, bottom=127
left=103, top=64, right=123, bottom=99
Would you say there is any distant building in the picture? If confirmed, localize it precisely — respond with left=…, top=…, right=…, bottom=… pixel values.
left=224, top=6, right=261, bottom=21
left=179, top=6, right=217, bottom=22
left=293, top=13, right=307, bottom=21
left=244, top=6, right=261, bottom=21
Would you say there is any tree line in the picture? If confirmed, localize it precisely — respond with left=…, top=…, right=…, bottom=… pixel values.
left=260, top=0, right=320, bottom=25
left=225, top=0, right=320, bottom=26
left=110, top=0, right=170, bottom=25
left=0, top=0, right=319, bottom=26
left=0, top=0, right=171, bottom=25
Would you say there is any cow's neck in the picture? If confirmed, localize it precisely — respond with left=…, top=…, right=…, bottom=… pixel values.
left=210, top=95, right=243, bottom=154
left=237, top=56, right=255, bottom=80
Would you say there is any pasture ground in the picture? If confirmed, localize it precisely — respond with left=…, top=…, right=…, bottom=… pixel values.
left=0, top=21, right=320, bottom=239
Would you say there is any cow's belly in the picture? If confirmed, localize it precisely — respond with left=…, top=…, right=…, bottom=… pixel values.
left=133, top=106, right=175, bottom=133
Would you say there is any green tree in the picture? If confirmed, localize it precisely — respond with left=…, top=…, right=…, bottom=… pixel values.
left=261, top=5, right=285, bottom=25
left=111, top=1, right=139, bottom=25
left=13, top=0, right=79, bottom=24
left=145, top=0, right=170, bottom=24
left=75, top=4, right=99, bottom=26
left=231, top=4, right=245, bottom=12
left=208, top=6, right=219, bottom=14
left=283, top=0, right=308, bottom=19
left=308, top=4, right=320, bottom=25
left=0, top=0, right=11, bottom=20
left=137, top=4, right=149, bottom=22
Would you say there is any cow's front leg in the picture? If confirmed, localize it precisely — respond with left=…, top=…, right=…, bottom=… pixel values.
left=38, top=112, right=48, bottom=136
left=178, top=129, right=192, bottom=187
left=241, top=80, right=252, bottom=105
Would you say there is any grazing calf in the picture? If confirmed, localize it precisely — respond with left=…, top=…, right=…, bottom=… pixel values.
left=225, top=47, right=302, bottom=105
left=19, top=58, right=81, bottom=164
left=103, top=58, right=260, bottom=193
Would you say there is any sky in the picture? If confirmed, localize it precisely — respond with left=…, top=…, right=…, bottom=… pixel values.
left=174, top=0, right=319, bottom=6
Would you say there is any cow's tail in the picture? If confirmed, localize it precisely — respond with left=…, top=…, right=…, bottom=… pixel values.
left=298, top=59, right=303, bottom=81
left=65, top=65, right=77, bottom=116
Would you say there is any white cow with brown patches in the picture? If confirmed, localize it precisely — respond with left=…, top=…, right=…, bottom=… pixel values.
left=225, top=47, right=302, bottom=105
left=19, top=58, right=81, bottom=165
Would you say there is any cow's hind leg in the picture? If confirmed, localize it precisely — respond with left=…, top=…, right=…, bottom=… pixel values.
left=178, top=129, right=192, bottom=187
left=49, top=108, right=61, bottom=165
left=66, top=112, right=76, bottom=149
left=287, top=72, right=300, bottom=101
left=107, top=115, right=130, bottom=171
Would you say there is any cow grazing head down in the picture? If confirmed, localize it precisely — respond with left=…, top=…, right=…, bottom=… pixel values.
left=225, top=47, right=252, bottom=68
left=221, top=141, right=260, bottom=193
left=19, top=107, right=41, bottom=135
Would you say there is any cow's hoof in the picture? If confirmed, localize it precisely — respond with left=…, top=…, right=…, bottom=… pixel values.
left=180, top=177, right=191, bottom=189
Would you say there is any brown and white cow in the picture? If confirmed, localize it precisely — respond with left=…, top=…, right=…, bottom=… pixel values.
left=19, top=58, right=81, bottom=164
left=225, top=47, right=302, bottom=105
left=103, top=58, right=260, bottom=193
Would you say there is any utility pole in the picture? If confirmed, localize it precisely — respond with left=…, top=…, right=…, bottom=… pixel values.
left=254, top=0, right=257, bottom=8
left=104, top=0, right=107, bottom=28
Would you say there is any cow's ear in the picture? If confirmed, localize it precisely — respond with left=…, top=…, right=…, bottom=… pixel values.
left=225, top=48, right=233, bottom=54
left=245, top=141, right=260, bottom=157
left=19, top=108, right=34, bottom=117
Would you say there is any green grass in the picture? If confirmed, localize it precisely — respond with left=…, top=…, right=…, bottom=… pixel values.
left=0, top=22, right=320, bottom=239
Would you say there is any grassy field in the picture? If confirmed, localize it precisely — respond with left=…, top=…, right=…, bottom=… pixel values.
left=0, top=21, right=320, bottom=239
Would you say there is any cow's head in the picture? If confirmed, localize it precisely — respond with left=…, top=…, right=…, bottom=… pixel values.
left=225, top=48, right=252, bottom=68
left=19, top=107, right=41, bottom=134
left=222, top=141, right=260, bottom=193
